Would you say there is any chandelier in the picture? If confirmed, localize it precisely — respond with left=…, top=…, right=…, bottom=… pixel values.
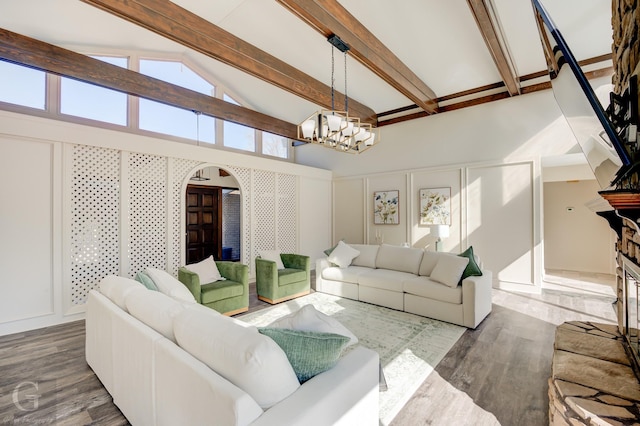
left=298, top=35, right=379, bottom=153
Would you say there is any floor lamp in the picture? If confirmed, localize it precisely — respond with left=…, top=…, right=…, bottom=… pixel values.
left=432, top=225, right=450, bottom=252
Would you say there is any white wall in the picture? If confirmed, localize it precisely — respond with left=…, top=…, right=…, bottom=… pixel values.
left=298, top=90, right=584, bottom=293
left=0, top=110, right=332, bottom=336
left=543, top=180, right=616, bottom=274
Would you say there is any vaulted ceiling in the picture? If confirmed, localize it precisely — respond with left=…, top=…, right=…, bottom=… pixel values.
left=0, top=0, right=614, bottom=137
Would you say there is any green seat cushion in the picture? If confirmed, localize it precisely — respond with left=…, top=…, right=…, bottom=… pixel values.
left=277, top=269, right=306, bottom=286
left=458, top=246, right=483, bottom=280
left=200, top=280, right=244, bottom=304
left=258, top=328, right=350, bottom=383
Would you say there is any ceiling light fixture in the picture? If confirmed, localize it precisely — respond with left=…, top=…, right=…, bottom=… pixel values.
left=297, top=35, right=379, bottom=153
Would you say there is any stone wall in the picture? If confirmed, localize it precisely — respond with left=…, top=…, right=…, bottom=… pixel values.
left=612, top=0, right=640, bottom=95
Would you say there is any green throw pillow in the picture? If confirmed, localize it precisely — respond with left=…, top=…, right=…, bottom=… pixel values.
left=458, top=246, right=483, bottom=280
left=135, top=270, right=158, bottom=291
left=258, top=328, right=350, bottom=383
left=323, top=240, right=342, bottom=257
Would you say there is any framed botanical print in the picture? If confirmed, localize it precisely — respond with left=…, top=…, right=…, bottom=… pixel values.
left=373, top=190, right=399, bottom=224
left=419, top=187, right=451, bottom=225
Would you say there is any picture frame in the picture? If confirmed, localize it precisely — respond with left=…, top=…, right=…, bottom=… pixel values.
left=373, top=190, right=399, bottom=224
left=419, top=187, right=451, bottom=225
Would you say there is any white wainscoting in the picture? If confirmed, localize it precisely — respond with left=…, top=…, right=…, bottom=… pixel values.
left=0, top=110, right=331, bottom=335
left=332, top=159, right=542, bottom=293
left=0, top=137, right=60, bottom=329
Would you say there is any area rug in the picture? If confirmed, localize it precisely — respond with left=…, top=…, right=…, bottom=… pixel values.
left=238, top=292, right=465, bottom=425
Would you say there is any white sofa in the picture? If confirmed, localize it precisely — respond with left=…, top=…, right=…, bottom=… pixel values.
left=86, top=275, right=379, bottom=426
left=316, top=243, right=493, bottom=329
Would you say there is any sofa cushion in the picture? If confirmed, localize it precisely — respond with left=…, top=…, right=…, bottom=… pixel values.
left=267, top=304, right=358, bottom=346
left=260, top=250, right=285, bottom=270
left=430, top=255, right=469, bottom=288
left=184, top=255, right=224, bottom=284
left=327, top=241, right=361, bottom=268
left=375, top=244, right=424, bottom=275
left=258, top=328, right=350, bottom=383
left=146, top=267, right=197, bottom=304
left=349, top=244, right=380, bottom=268
left=173, top=306, right=299, bottom=409
left=358, top=269, right=415, bottom=292
left=321, top=265, right=371, bottom=284
left=125, top=288, right=186, bottom=342
left=135, top=270, right=158, bottom=291
left=277, top=268, right=307, bottom=286
left=200, top=280, right=244, bottom=304
left=403, top=276, right=463, bottom=304
left=458, top=246, right=483, bottom=280
left=418, top=251, right=450, bottom=277
left=99, top=275, right=145, bottom=311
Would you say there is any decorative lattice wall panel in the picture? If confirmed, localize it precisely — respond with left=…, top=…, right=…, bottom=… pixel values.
left=277, top=173, right=297, bottom=253
left=227, top=166, right=252, bottom=267
left=170, top=159, right=199, bottom=275
left=128, top=153, right=167, bottom=276
left=70, top=145, right=121, bottom=304
left=253, top=170, right=276, bottom=257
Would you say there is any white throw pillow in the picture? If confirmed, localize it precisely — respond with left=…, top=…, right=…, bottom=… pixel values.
left=174, top=307, right=300, bottom=409
left=260, top=250, right=285, bottom=270
left=430, top=255, right=470, bottom=288
left=267, top=304, right=358, bottom=346
left=98, top=275, right=144, bottom=311
left=145, top=267, right=197, bottom=304
left=184, top=255, right=224, bottom=284
left=327, top=241, right=360, bottom=268
left=125, top=289, right=186, bottom=342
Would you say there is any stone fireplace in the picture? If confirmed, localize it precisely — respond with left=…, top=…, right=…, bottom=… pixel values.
left=547, top=1, right=640, bottom=424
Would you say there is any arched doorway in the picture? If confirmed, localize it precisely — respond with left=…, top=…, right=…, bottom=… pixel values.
left=185, top=166, right=241, bottom=264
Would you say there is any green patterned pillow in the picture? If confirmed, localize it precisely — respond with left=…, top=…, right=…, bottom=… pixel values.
left=258, top=328, right=350, bottom=383
left=458, top=246, right=483, bottom=280
left=135, top=270, right=158, bottom=291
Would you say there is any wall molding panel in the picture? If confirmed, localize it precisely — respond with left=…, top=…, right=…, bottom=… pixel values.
left=333, top=159, right=542, bottom=293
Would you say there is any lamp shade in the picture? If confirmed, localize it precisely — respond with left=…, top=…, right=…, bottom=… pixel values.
left=431, top=224, right=450, bottom=239
left=300, top=119, right=316, bottom=139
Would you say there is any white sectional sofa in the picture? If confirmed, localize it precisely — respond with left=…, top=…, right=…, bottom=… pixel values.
left=316, top=243, right=493, bottom=329
left=86, top=275, right=380, bottom=426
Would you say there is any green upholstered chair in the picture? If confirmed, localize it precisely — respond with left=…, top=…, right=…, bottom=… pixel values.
left=178, top=261, right=249, bottom=316
left=255, top=253, right=310, bottom=304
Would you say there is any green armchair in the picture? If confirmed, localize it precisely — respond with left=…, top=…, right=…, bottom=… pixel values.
left=255, top=253, right=310, bottom=304
left=178, top=261, right=249, bottom=316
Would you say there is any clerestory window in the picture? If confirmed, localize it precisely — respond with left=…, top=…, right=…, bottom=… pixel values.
left=0, top=54, right=290, bottom=160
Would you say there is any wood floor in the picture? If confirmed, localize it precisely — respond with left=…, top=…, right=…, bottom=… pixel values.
left=0, top=271, right=618, bottom=425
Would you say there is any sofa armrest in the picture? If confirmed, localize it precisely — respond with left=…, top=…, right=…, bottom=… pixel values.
left=216, top=261, right=248, bottom=286
left=178, top=267, right=202, bottom=302
left=281, top=253, right=310, bottom=273
left=314, top=258, right=333, bottom=292
left=251, top=346, right=380, bottom=426
left=461, top=269, right=493, bottom=329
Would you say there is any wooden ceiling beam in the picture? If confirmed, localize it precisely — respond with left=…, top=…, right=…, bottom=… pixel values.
left=0, top=28, right=299, bottom=139
left=467, top=0, right=521, bottom=96
left=277, top=0, right=438, bottom=114
left=81, top=0, right=377, bottom=124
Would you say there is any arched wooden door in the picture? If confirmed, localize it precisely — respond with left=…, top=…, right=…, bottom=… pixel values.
left=185, top=184, right=222, bottom=264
